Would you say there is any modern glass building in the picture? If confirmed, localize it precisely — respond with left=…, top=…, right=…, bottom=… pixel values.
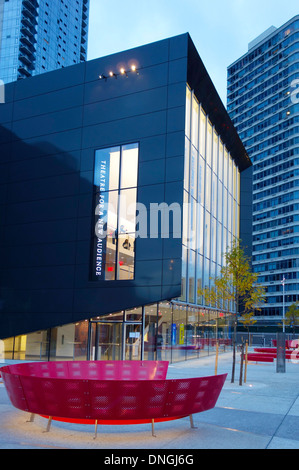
left=227, top=15, right=299, bottom=326
left=0, top=0, right=89, bottom=84
left=0, top=34, right=251, bottom=362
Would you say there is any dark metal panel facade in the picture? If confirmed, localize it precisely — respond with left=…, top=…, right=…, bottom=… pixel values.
left=0, top=35, right=189, bottom=339
left=0, top=33, right=251, bottom=340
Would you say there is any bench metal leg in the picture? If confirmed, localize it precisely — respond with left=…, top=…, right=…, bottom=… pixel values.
left=94, top=420, right=98, bottom=440
left=44, top=416, right=52, bottom=433
left=27, top=413, right=35, bottom=423
left=151, top=419, right=157, bottom=437
left=189, top=415, right=197, bottom=429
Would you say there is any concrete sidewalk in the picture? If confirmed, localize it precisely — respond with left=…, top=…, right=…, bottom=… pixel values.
left=0, top=351, right=299, bottom=449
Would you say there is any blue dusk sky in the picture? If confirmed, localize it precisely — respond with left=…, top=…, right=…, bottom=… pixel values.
left=87, top=0, right=299, bottom=105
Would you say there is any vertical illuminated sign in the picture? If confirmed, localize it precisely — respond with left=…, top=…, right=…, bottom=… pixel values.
left=90, top=143, right=138, bottom=282
left=91, top=149, right=112, bottom=281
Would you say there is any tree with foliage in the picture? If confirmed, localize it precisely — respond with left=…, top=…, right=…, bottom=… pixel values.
left=239, top=312, right=257, bottom=330
left=284, top=301, right=299, bottom=336
left=198, top=239, right=265, bottom=383
left=238, top=312, right=257, bottom=346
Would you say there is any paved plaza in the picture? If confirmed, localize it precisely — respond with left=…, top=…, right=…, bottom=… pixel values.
left=0, top=350, right=299, bottom=450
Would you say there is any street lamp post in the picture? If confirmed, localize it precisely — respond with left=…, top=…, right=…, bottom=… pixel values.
left=281, top=276, right=285, bottom=333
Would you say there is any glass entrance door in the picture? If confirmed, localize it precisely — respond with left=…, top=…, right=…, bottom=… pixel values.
left=94, top=322, right=122, bottom=361
left=124, top=323, right=142, bottom=360
left=89, top=309, right=143, bottom=361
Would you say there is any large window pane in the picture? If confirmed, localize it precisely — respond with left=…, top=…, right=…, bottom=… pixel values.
left=223, top=228, right=228, bottom=258
left=211, top=216, right=217, bottom=263
left=184, top=137, right=190, bottom=191
left=182, top=190, right=189, bottom=246
left=218, top=140, right=224, bottom=182
left=120, top=143, right=138, bottom=189
left=203, top=257, right=210, bottom=290
left=188, top=249, right=196, bottom=303
left=190, top=145, right=198, bottom=199
left=1, top=337, right=14, bottom=360
left=196, top=253, right=203, bottom=304
left=94, top=147, right=120, bottom=192
left=49, top=322, right=88, bottom=361
left=236, top=202, right=240, bottom=239
left=197, top=203, right=204, bottom=254
left=218, top=179, right=223, bottom=224
left=199, top=108, right=206, bottom=157
left=206, top=120, right=212, bottom=167
left=224, top=149, right=228, bottom=188
left=191, top=93, right=199, bottom=148
left=186, top=307, right=200, bottom=359
left=189, top=196, right=197, bottom=250
left=198, top=155, right=205, bottom=205
left=180, top=245, right=187, bottom=301
left=105, top=190, right=119, bottom=280
left=233, top=198, right=236, bottom=237
left=204, top=210, right=211, bottom=259
left=213, top=130, right=218, bottom=173
left=205, top=166, right=211, bottom=213
left=125, top=307, right=142, bottom=322
left=117, top=233, right=135, bottom=280
left=233, top=162, right=237, bottom=201
left=144, top=304, right=158, bottom=361
left=14, top=332, right=49, bottom=361
left=172, top=304, right=187, bottom=363
left=223, top=187, right=228, bottom=228
left=211, top=172, right=217, bottom=217
left=217, top=221, right=223, bottom=266
left=117, top=188, right=136, bottom=278
left=185, top=86, right=191, bottom=139
left=228, top=155, right=233, bottom=196
left=118, top=188, right=137, bottom=234
left=228, top=194, right=232, bottom=234
left=158, top=302, right=173, bottom=363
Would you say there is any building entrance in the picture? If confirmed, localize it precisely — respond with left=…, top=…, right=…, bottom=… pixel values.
left=2, top=303, right=235, bottom=363
left=93, top=322, right=122, bottom=361
left=89, top=312, right=143, bottom=361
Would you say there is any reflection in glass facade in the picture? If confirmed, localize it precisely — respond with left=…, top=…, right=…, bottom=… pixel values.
left=0, top=0, right=89, bottom=84
left=228, top=16, right=299, bottom=322
left=2, top=302, right=234, bottom=363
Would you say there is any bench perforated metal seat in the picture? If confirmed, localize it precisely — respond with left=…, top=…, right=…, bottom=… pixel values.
left=1, top=360, right=227, bottom=438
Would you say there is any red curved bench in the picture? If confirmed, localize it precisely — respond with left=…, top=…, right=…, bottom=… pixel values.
left=245, top=353, right=274, bottom=363
left=243, top=349, right=299, bottom=363
left=0, top=360, right=227, bottom=438
left=272, top=340, right=299, bottom=349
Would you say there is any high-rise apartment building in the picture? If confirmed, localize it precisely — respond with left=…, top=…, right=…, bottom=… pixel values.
left=228, top=15, right=299, bottom=327
left=0, top=0, right=89, bottom=84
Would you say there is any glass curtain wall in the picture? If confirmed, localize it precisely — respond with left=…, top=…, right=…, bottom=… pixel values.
left=183, top=84, right=240, bottom=315
left=0, top=0, right=22, bottom=84
left=1, top=303, right=234, bottom=363
left=228, top=18, right=299, bottom=319
left=0, top=0, right=90, bottom=84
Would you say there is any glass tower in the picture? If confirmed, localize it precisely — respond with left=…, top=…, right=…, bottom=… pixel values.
left=0, top=0, right=89, bottom=84
left=227, top=15, right=299, bottom=325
